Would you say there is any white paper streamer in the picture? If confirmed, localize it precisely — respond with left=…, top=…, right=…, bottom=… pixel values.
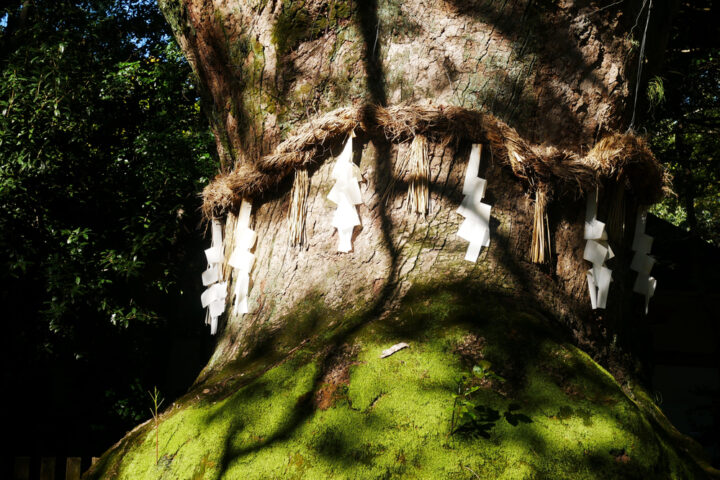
left=201, top=282, right=227, bottom=309
left=456, top=144, right=492, bottom=262
left=631, top=208, right=657, bottom=313
left=205, top=280, right=228, bottom=335
left=229, top=198, right=256, bottom=316
left=200, top=199, right=257, bottom=334
left=229, top=249, right=255, bottom=272
left=327, top=135, right=363, bottom=252
left=200, top=218, right=227, bottom=335
left=204, top=245, right=223, bottom=264
left=232, top=273, right=250, bottom=315
left=583, top=189, right=613, bottom=309
left=201, top=265, right=220, bottom=286
left=212, top=220, right=223, bottom=247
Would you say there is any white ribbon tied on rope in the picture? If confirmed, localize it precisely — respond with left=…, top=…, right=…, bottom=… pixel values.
left=229, top=199, right=256, bottom=315
left=583, top=190, right=614, bottom=309
left=327, top=135, right=363, bottom=252
left=456, top=144, right=491, bottom=262
left=631, top=209, right=657, bottom=313
left=201, top=219, right=227, bottom=334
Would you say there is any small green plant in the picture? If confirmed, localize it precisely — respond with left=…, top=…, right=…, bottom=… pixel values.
left=449, top=361, right=505, bottom=438
left=450, top=361, right=531, bottom=438
left=148, top=386, right=164, bottom=465
left=647, top=76, right=665, bottom=109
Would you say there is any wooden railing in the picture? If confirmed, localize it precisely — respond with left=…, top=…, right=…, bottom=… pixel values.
left=9, top=457, right=98, bottom=480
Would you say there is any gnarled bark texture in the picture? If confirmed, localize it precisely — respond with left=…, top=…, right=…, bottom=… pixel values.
left=85, top=1, right=718, bottom=478
left=161, top=0, right=662, bottom=379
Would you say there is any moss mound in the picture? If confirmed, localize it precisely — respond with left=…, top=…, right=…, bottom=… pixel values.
left=88, top=285, right=710, bottom=479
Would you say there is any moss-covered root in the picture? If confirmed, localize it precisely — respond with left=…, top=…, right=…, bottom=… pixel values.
left=86, top=288, right=711, bottom=480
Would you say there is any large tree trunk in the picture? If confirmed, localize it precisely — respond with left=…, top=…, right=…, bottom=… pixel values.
left=163, top=0, right=660, bottom=381
left=86, top=1, right=717, bottom=478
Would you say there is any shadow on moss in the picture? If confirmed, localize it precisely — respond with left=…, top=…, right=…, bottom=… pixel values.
left=86, top=276, right=710, bottom=479
left=170, top=282, right=704, bottom=479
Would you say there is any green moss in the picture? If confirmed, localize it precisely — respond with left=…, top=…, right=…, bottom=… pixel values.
left=268, top=0, right=356, bottom=130
left=90, top=283, right=708, bottom=479
left=271, top=0, right=353, bottom=57
left=158, top=0, right=190, bottom=37
left=377, top=0, right=422, bottom=40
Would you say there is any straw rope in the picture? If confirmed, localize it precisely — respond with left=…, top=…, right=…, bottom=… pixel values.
left=202, top=104, right=667, bottom=220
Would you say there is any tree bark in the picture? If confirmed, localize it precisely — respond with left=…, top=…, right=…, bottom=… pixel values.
left=85, top=2, right=716, bottom=479
left=160, top=0, right=646, bottom=163
left=157, top=0, right=663, bottom=379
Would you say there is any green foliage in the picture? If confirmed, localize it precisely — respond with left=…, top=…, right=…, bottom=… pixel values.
left=646, top=76, right=665, bottom=109
left=450, top=362, right=501, bottom=439
left=0, top=0, right=214, bottom=345
left=0, top=0, right=215, bottom=449
left=472, top=360, right=506, bottom=383
left=644, top=1, right=720, bottom=245
left=450, top=361, right=531, bottom=439
left=107, top=378, right=149, bottom=424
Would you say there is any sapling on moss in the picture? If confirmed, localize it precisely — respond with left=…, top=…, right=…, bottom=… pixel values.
left=450, top=361, right=505, bottom=438
left=148, top=386, right=164, bottom=465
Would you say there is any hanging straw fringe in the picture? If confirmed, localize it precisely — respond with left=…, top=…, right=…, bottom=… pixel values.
left=407, top=134, right=429, bottom=215
left=288, top=169, right=309, bottom=247
left=530, top=188, right=551, bottom=264
left=221, top=212, right=236, bottom=282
